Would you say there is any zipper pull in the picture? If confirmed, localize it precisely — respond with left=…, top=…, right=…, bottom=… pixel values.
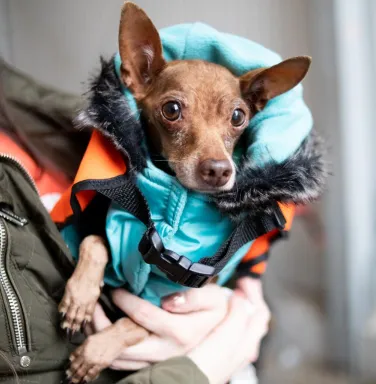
left=0, top=208, right=28, bottom=227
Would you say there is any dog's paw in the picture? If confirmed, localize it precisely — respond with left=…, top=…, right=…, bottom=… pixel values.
left=65, top=320, right=148, bottom=383
left=58, top=277, right=101, bottom=338
left=65, top=338, right=113, bottom=383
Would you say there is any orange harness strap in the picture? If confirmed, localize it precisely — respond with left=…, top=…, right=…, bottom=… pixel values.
left=241, top=203, right=295, bottom=275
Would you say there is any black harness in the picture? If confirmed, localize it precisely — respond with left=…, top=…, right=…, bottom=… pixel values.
left=71, top=173, right=286, bottom=288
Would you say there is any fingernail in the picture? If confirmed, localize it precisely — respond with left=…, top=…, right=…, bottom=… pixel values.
left=170, top=293, right=186, bottom=306
left=60, top=312, right=66, bottom=321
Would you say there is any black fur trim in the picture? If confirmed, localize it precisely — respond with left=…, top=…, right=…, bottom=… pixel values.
left=213, top=131, right=328, bottom=220
left=76, top=57, right=327, bottom=220
left=74, top=56, right=147, bottom=171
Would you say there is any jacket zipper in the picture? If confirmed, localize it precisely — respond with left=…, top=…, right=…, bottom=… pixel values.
left=0, top=208, right=28, bottom=227
left=0, top=218, right=27, bottom=354
left=0, top=154, right=37, bottom=358
left=0, top=153, right=39, bottom=194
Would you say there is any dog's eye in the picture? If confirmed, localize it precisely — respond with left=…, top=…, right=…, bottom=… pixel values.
left=162, top=102, right=181, bottom=121
left=231, top=109, right=246, bottom=127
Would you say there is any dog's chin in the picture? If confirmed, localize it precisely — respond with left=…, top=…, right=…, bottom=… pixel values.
left=176, top=176, right=236, bottom=195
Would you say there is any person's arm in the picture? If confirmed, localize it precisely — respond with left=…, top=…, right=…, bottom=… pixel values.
left=118, top=357, right=209, bottom=384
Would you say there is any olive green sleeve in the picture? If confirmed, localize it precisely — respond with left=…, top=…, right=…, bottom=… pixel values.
left=118, top=357, right=209, bottom=384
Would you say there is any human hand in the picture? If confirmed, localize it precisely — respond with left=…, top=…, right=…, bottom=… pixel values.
left=236, top=276, right=271, bottom=362
left=188, top=285, right=271, bottom=384
left=86, top=284, right=229, bottom=370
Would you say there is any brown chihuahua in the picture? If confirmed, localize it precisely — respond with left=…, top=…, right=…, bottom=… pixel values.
left=59, top=2, right=311, bottom=383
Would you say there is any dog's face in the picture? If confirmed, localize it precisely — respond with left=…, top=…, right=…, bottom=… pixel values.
left=119, top=2, right=311, bottom=193
left=140, top=61, right=248, bottom=192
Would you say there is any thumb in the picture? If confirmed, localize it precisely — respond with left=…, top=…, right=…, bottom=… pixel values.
left=162, top=284, right=229, bottom=314
left=237, top=277, right=264, bottom=305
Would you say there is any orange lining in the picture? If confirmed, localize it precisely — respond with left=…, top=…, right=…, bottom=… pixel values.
left=51, top=131, right=127, bottom=223
left=251, top=261, right=267, bottom=274
left=242, top=203, right=295, bottom=264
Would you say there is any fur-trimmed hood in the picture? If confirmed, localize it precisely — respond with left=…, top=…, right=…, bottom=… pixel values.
left=76, top=23, right=327, bottom=220
left=76, top=57, right=326, bottom=220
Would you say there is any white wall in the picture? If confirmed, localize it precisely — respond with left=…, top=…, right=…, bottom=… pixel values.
left=0, top=0, right=12, bottom=62
left=6, top=0, right=313, bottom=100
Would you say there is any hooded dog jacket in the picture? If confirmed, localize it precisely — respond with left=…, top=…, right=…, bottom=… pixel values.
left=51, top=23, right=325, bottom=305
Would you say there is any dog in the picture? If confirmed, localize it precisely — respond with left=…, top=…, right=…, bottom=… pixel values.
left=58, top=2, right=313, bottom=383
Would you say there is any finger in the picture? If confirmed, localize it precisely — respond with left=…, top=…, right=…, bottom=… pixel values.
left=236, top=277, right=264, bottom=304
left=111, top=289, right=175, bottom=334
left=163, top=290, right=242, bottom=348
left=164, top=307, right=229, bottom=349
left=117, top=335, right=181, bottom=362
left=91, top=303, right=112, bottom=333
left=245, top=305, right=271, bottom=340
left=217, top=293, right=250, bottom=333
left=162, top=284, right=229, bottom=314
left=191, top=294, right=250, bottom=353
left=110, top=360, right=150, bottom=371
left=249, top=341, right=261, bottom=363
left=237, top=305, right=271, bottom=365
left=186, top=294, right=251, bottom=383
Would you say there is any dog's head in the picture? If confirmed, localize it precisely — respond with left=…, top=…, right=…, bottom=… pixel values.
left=118, top=2, right=311, bottom=193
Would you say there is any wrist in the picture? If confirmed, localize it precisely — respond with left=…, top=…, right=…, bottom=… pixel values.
left=79, top=235, right=109, bottom=265
left=188, top=351, right=216, bottom=384
left=188, top=346, right=232, bottom=384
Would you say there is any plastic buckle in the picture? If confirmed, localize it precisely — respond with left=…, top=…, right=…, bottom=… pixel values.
left=138, top=227, right=164, bottom=265
left=138, top=227, right=215, bottom=288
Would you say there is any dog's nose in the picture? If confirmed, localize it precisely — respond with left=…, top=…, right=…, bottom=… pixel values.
left=199, top=159, right=232, bottom=187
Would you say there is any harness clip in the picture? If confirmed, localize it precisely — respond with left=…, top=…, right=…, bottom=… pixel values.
left=138, top=227, right=215, bottom=288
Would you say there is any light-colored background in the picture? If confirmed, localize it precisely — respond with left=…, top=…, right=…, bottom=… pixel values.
left=1, top=1, right=375, bottom=383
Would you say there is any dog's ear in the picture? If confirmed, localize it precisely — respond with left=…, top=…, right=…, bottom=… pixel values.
left=240, top=56, right=311, bottom=112
left=119, top=2, right=166, bottom=99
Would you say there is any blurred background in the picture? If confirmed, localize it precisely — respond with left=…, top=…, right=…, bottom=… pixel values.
left=1, top=0, right=375, bottom=383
